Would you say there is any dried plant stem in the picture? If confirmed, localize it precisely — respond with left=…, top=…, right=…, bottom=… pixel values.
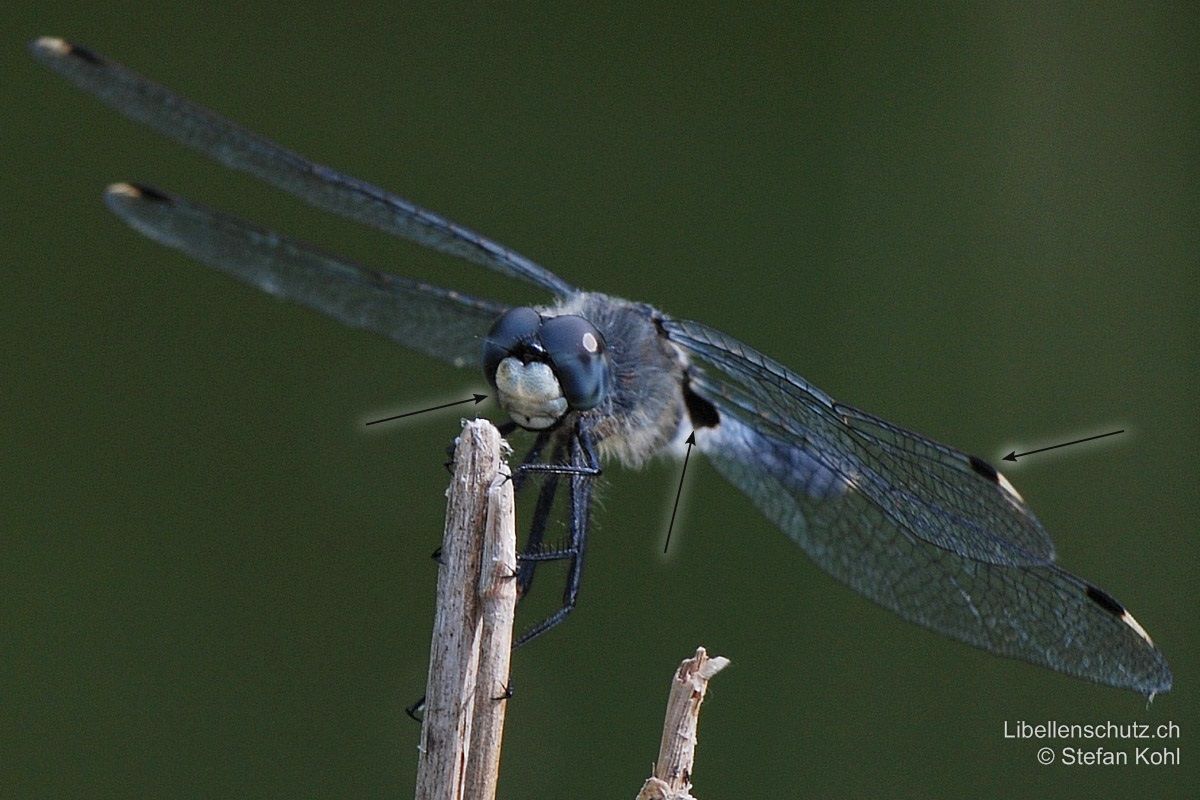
left=636, top=647, right=730, bottom=800
left=415, top=419, right=515, bottom=800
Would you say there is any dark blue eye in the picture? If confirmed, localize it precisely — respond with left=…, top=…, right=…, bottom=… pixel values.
left=483, top=306, right=542, bottom=382
left=540, top=314, right=609, bottom=409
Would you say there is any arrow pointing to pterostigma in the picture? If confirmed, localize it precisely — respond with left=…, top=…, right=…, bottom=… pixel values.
left=1003, top=429, right=1124, bottom=462
left=663, top=432, right=696, bottom=554
left=364, top=394, right=487, bottom=427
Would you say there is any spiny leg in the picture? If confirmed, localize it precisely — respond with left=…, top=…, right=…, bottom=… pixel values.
left=512, top=431, right=582, bottom=600
left=512, top=429, right=554, bottom=492
left=514, top=423, right=596, bottom=646
left=513, top=422, right=600, bottom=482
left=516, top=460, right=561, bottom=598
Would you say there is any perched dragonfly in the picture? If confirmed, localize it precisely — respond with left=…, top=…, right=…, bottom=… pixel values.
left=30, top=37, right=1171, bottom=695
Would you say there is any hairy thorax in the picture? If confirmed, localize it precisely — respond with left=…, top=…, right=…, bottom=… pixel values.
left=541, top=292, right=687, bottom=467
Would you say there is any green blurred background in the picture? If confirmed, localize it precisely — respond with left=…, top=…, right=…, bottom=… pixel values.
left=4, top=3, right=1197, bottom=798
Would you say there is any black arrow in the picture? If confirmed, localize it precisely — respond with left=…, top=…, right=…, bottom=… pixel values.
left=364, top=394, right=487, bottom=427
left=663, top=431, right=696, bottom=554
left=1003, top=429, right=1124, bottom=462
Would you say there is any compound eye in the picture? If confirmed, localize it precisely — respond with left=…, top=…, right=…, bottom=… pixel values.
left=539, top=314, right=609, bottom=410
left=482, top=307, right=542, bottom=380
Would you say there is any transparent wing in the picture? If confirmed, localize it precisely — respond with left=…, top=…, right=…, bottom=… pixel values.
left=105, top=183, right=506, bottom=368
left=30, top=37, right=576, bottom=298
left=663, top=318, right=1171, bottom=693
left=667, top=320, right=1054, bottom=565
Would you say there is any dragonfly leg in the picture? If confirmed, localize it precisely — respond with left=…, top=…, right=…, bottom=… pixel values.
left=510, top=428, right=589, bottom=599
left=511, top=429, right=554, bottom=492
left=515, top=423, right=596, bottom=647
left=405, top=697, right=425, bottom=721
left=515, top=471, right=560, bottom=598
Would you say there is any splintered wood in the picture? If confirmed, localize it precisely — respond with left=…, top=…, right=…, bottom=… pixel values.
left=637, top=647, right=730, bottom=800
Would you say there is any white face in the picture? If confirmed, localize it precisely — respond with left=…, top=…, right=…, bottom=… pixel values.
left=493, top=357, right=568, bottom=430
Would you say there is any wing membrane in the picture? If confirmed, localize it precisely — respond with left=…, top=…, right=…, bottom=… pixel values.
left=30, top=37, right=575, bottom=297
left=105, top=183, right=504, bottom=368
left=666, top=318, right=1053, bottom=564
left=664, top=317, right=1171, bottom=693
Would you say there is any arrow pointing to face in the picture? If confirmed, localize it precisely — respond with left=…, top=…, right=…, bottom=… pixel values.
left=364, top=394, right=487, bottom=427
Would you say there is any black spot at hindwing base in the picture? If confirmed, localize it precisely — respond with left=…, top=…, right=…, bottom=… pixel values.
left=682, top=377, right=719, bottom=428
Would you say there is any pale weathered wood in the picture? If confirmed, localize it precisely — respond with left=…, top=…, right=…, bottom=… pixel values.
left=415, top=419, right=513, bottom=800
left=636, top=647, right=730, bottom=800
left=463, top=461, right=517, bottom=799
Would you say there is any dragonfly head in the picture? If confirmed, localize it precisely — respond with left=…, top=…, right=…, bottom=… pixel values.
left=483, top=306, right=611, bottom=430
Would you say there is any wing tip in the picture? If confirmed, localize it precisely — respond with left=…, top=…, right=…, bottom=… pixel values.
left=31, top=36, right=70, bottom=56
left=1139, top=659, right=1173, bottom=697
left=105, top=181, right=141, bottom=199
left=105, top=182, right=172, bottom=206
left=30, top=36, right=102, bottom=65
left=1081, top=582, right=1173, bottom=696
left=1119, top=608, right=1155, bottom=648
left=967, top=454, right=1027, bottom=503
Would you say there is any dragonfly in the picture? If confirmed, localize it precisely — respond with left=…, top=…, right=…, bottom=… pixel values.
left=30, top=36, right=1171, bottom=695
